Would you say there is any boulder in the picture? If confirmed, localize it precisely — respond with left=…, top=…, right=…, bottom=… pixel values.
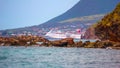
left=51, top=40, right=68, bottom=47
left=51, top=38, right=74, bottom=47
left=82, top=41, right=90, bottom=47
left=75, top=41, right=83, bottom=47
left=61, top=38, right=74, bottom=45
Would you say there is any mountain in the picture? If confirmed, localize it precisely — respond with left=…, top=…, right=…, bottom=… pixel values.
left=84, top=2, right=120, bottom=42
left=0, top=0, right=120, bottom=36
left=40, top=0, right=120, bottom=27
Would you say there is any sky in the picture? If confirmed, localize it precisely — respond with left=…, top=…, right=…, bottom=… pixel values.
left=0, top=0, right=80, bottom=30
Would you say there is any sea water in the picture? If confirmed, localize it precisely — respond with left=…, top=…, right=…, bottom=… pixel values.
left=0, top=46, right=120, bottom=68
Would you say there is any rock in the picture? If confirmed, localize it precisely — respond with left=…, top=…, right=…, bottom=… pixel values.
left=102, top=41, right=113, bottom=48
left=61, top=38, right=74, bottom=45
left=51, top=38, right=74, bottom=47
left=113, top=43, right=120, bottom=47
left=0, top=35, right=119, bottom=50
left=83, top=26, right=98, bottom=39
left=75, top=41, right=83, bottom=47
left=82, top=41, right=90, bottom=47
left=51, top=40, right=68, bottom=47
left=0, top=36, right=50, bottom=46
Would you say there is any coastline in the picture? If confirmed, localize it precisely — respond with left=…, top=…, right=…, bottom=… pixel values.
left=0, top=36, right=120, bottom=50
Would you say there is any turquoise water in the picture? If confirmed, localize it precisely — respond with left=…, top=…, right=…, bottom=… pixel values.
left=0, top=46, right=120, bottom=68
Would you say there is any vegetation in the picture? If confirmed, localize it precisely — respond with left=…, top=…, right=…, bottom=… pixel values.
left=95, top=3, right=120, bottom=42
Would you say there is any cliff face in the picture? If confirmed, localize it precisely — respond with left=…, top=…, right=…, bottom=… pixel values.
left=85, top=3, right=120, bottom=42
left=83, top=25, right=98, bottom=39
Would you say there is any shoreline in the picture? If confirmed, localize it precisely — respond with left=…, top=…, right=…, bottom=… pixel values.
left=0, top=36, right=120, bottom=50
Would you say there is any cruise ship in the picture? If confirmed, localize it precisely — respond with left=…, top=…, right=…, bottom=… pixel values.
left=45, top=29, right=84, bottom=39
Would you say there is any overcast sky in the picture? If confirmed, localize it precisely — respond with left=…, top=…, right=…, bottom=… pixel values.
left=0, top=0, right=80, bottom=30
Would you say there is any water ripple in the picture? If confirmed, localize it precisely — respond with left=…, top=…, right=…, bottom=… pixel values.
left=0, top=46, right=120, bottom=68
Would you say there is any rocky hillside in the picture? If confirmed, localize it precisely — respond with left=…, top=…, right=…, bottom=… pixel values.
left=84, top=3, right=120, bottom=42
left=83, top=24, right=98, bottom=39
left=95, top=3, right=120, bottom=42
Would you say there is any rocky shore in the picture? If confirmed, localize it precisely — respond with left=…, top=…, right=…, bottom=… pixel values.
left=0, top=36, right=120, bottom=50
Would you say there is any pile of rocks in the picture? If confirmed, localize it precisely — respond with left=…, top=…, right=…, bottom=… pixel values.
left=0, top=36, right=49, bottom=46
left=0, top=36, right=120, bottom=49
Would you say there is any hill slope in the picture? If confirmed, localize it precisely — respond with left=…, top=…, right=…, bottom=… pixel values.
left=84, top=2, right=120, bottom=42
left=95, top=2, right=120, bottom=42
left=40, top=0, right=120, bottom=27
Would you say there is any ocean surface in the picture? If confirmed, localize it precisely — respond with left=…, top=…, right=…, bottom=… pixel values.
left=0, top=46, right=120, bottom=68
left=47, top=38, right=97, bottom=42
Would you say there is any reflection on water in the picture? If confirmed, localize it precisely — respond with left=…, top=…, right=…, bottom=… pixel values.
left=0, top=46, right=120, bottom=68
